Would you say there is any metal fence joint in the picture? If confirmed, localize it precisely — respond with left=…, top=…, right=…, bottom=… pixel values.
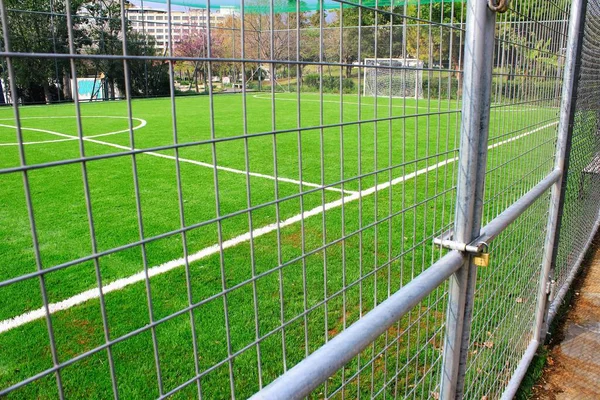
left=488, top=0, right=510, bottom=13
left=433, top=234, right=490, bottom=267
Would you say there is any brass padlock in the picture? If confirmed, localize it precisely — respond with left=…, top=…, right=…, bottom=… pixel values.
left=473, top=242, right=490, bottom=267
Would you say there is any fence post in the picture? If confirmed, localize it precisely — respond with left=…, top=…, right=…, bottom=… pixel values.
left=439, top=0, right=497, bottom=398
left=535, top=0, right=587, bottom=343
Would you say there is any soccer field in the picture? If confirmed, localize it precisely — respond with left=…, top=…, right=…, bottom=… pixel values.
left=0, top=92, right=559, bottom=398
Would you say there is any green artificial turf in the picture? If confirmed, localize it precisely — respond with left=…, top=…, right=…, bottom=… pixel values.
left=0, top=91, right=560, bottom=398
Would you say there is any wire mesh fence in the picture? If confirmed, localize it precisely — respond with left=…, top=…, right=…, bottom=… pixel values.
left=0, top=0, right=465, bottom=398
left=0, top=0, right=599, bottom=399
left=550, top=0, right=600, bottom=323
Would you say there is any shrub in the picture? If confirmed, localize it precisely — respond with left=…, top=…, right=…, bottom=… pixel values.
left=499, top=77, right=560, bottom=102
left=422, top=75, right=461, bottom=99
left=303, top=74, right=356, bottom=94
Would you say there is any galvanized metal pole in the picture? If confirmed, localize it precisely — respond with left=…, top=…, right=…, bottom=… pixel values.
left=439, top=0, right=497, bottom=398
left=535, top=0, right=587, bottom=343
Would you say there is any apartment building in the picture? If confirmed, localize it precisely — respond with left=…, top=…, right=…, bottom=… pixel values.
left=127, top=7, right=233, bottom=52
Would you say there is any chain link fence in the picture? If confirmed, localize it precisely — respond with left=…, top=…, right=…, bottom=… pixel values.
left=0, top=0, right=599, bottom=399
left=549, top=0, right=600, bottom=329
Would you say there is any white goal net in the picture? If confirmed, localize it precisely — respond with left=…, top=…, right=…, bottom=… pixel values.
left=362, top=58, right=424, bottom=99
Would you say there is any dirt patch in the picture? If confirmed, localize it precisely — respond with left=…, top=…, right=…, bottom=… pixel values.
left=531, top=237, right=600, bottom=400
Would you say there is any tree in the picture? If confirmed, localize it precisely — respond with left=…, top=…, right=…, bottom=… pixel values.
left=331, top=1, right=466, bottom=79
left=79, top=0, right=126, bottom=99
left=79, top=0, right=169, bottom=99
left=330, top=7, right=404, bottom=78
left=0, top=0, right=167, bottom=103
left=1, top=0, right=87, bottom=103
left=175, top=30, right=223, bottom=93
left=212, top=16, right=240, bottom=81
left=122, top=32, right=170, bottom=97
left=286, top=11, right=319, bottom=84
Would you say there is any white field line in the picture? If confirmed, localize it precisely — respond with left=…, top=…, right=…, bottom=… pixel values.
left=253, top=94, right=425, bottom=110
left=0, top=120, right=353, bottom=195
left=0, top=121, right=558, bottom=333
left=0, top=116, right=147, bottom=146
left=253, top=93, right=549, bottom=113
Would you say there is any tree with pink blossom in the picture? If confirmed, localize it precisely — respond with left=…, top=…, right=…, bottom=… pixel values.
left=175, top=30, right=222, bottom=93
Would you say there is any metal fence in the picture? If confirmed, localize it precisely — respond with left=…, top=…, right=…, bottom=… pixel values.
left=0, top=0, right=599, bottom=399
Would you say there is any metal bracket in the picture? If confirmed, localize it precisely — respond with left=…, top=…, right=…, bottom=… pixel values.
left=434, top=230, right=490, bottom=266
left=488, top=0, right=510, bottom=13
left=433, top=229, right=488, bottom=254
left=547, top=279, right=557, bottom=302
left=434, top=228, right=492, bottom=266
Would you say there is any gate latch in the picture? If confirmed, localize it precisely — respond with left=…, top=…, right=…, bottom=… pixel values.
left=433, top=230, right=490, bottom=267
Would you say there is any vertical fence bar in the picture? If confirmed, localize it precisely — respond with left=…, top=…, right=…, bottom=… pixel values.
left=439, top=0, right=497, bottom=398
left=535, top=0, right=587, bottom=343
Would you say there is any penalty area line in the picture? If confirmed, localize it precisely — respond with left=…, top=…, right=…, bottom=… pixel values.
left=0, top=121, right=558, bottom=334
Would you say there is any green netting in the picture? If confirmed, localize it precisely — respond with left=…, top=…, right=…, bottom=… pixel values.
left=146, top=0, right=464, bottom=13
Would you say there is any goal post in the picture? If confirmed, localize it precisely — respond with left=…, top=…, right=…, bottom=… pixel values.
left=362, top=58, right=424, bottom=99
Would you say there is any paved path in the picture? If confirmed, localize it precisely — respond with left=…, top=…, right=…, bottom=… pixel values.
left=533, top=241, right=600, bottom=399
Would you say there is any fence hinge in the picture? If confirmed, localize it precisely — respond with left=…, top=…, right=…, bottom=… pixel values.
left=433, top=230, right=490, bottom=267
left=488, top=0, right=510, bottom=13
left=547, top=279, right=557, bottom=302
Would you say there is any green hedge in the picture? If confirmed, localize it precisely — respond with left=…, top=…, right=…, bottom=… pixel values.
left=500, top=78, right=560, bottom=101
left=303, top=74, right=356, bottom=93
left=423, top=75, right=461, bottom=100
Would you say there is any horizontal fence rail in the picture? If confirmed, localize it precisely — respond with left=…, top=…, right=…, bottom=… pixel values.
left=251, top=250, right=465, bottom=400
left=1, top=0, right=599, bottom=399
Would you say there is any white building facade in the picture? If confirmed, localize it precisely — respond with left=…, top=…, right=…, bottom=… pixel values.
left=126, top=7, right=233, bottom=52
